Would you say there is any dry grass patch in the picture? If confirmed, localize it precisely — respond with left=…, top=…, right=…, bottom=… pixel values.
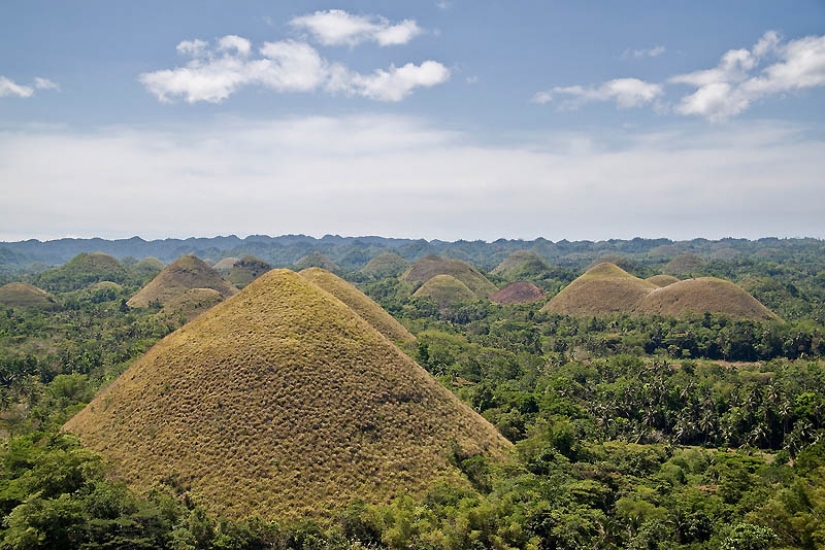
left=127, top=255, right=237, bottom=308
left=361, top=251, right=409, bottom=277
left=227, top=256, right=272, bottom=289
left=295, top=252, right=339, bottom=272
left=212, top=257, right=240, bottom=272
left=646, top=275, right=680, bottom=288
left=299, top=267, right=414, bottom=343
left=413, top=275, right=478, bottom=306
left=635, top=277, right=778, bottom=321
left=64, top=270, right=510, bottom=521
left=663, top=253, right=707, bottom=276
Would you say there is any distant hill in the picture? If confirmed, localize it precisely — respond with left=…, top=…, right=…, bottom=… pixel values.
left=0, top=282, right=60, bottom=310
left=212, top=257, right=240, bottom=273
left=35, top=252, right=129, bottom=292
left=636, top=278, right=778, bottom=320
left=412, top=274, right=478, bottom=306
left=299, top=268, right=414, bottom=343
left=542, top=263, right=657, bottom=316
left=65, top=269, right=510, bottom=520
left=361, top=251, right=409, bottom=278
left=295, top=252, right=339, bottom=273
left=227, top=256, right=272, bottom=289
left=491, top=250, right=550, bottom=280
left=403, top=255, right=497, bottom=298
left=490, top=281, right=545, bottom=304
left=663, top=253, right=707, bottom=276
left=132, top=257, right=165, bottom=281
left=160, top=288, right=225, bottom=322
left=127, top=255, right=236, bottom=308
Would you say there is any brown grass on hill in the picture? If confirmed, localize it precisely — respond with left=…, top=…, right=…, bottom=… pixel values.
left=295, top=252, right=339, bottom=272
left=299, top=267, right=414, bottom=343
left=491, top=250, right=550, bottom=279
left=361, top=251, right=409, bottom=277
left=0, top=282, right=60, bottom=310
left=412, top=274, right=479, bottom=306
left=227, top=256, right=272, bottom=289
left=635, top=277, right=778, bottom=320
left=490, top=281, right=546, bottom=304
left=135, top=257, right=165, bottom=271
left=541, top=262, right=657, bottom=316
left=212, top=257, right=240, bottom=272
left=402, top=255, right=497, bottom=298
left=64, top=270, right=510, bottom=520
left=646, top=275, right=680, bottom=288
left=663, top=253, right=707, bottom=276
left=127, top=255, right=237, bottom=308
left=160, top=288, right=225, bottom=322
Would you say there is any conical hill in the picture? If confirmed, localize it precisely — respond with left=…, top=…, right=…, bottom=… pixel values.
left=403, top=255, right=497, bottom=298
left=635, top=277, right=778, bottom=320
left=299, top=267, right=414, bottom=343
left=64, top=270, right=510, bottom=520
left=227, top=256, right=272, bottom=289
left=412, top=274, right=478, bottom=306
left=541, top=262, right=657, bottom=316
left=127, top=255, right=237, bottom=308
left=646, top=274, right=680, bottom=288
left=295, top=252, right=339, bottom=272
left=0, top=282, right=60, bottom=310
left=490, top=281, right=545, bottom=304
left=37, top=252, right=129, bottom=292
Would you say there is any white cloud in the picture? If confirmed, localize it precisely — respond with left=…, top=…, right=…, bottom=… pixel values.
left=0, top=77, right=34, bottom=98
left=289, top=9, right=422, bottom=47
left=2, top=117, right=823, bottom=241
left=672, top=31, right=825, bottom=121
left=539, top=78, right=663, bottom=109
left=34, top=77, right=60, bottom=91
left=140, top=36, right=449, bottom=103
left=622, top=45, right=666, bottom=59
left=436, top=1, right=451, bottom=10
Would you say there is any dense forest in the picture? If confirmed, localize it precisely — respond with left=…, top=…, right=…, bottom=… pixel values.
left=0, top=237, right=824, bottom=549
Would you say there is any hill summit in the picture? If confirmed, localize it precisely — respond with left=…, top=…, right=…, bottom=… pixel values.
left=0, top=282, right=60, bottom=310
left=542, top=262, right=657, bottom=316
left=64, top=270, right=510, bottom=520
left=127, top=255, right=237, bottom=308
left=403, top=255, right=497, bottom=299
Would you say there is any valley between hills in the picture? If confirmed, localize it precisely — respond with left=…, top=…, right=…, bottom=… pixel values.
left=0, top=236, right=823, bottom=549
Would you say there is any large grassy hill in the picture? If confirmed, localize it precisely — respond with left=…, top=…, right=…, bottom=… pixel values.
left=412, top=274, right=479, bottom=306
left=361, top=251, right=409, bottom=278
left=227, top=256, right=272, bottom=289
left=127, top=255, right=236, bottom=308
left=635, top=277, right=778, bottom=320
left=0, top=282, right=60, bottom=310
left=491, top=250, right=550, bottom=280
left=542, top=262, right=657, bottom=316
left=35, top=252, right=129, bottom=292
left=65, top=269, right=509, bottom=520
left=490, top=281, right=545, bottom=304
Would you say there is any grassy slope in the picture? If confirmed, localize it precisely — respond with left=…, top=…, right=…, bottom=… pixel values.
left=413, top=274, right=478, bottom=306
left=64, top=270, right=510, bottom=520
left=0, top=282, right=60, bottom=310
left=295, top=252, right=339, bottom=272
left=636, top=277, right=778, bottom=320
left=299, top=268, right=414, bottom=343
left=542, top=262, right=657, bottom=316
left=212, top=257, right=240, bottom=272
left=403, top=255, right=497, bottom=298
left=160, top=288, right=225, bottom=322
left=127, top=255, right=237, bottom=308
left=489, top=281, right=545, bottom=304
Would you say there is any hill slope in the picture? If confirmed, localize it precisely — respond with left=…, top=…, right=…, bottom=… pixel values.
left=490, top=281, right=545, bottom=304
left=0, top=282, right=60, bottom=310
left=36, top=252, right=129, bottom=291
left=295, top=252, right=339, bottom=272
left=65, top=270, right=509, bottom=520
left=299, top=267, right=414, bottom=343
left=541, top=263, right=657, bottom=316
left=127, top=255, right=236, bottom=308
left=403, top=255, right=497, bottom=298
left=636, top=277, right=778, bottom=320
left=412, top=274, right=478, bottom=306
left=647, top=275, right=680, bottom=288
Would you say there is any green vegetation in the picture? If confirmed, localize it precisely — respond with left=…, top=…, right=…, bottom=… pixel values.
left=491, top=250, right=551, bottom=280
left=361, top=251, right=409, bottom=278
left=1, top=238, right=825, bottom=548
left=34, top=253, right=129, bottom=292
left=294, top=252, right=340, bottom=272
left=412, top=274, right=479, bottom=306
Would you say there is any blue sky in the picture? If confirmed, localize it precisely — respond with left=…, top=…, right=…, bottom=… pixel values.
left=1, top=1, right=824, bottom=242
